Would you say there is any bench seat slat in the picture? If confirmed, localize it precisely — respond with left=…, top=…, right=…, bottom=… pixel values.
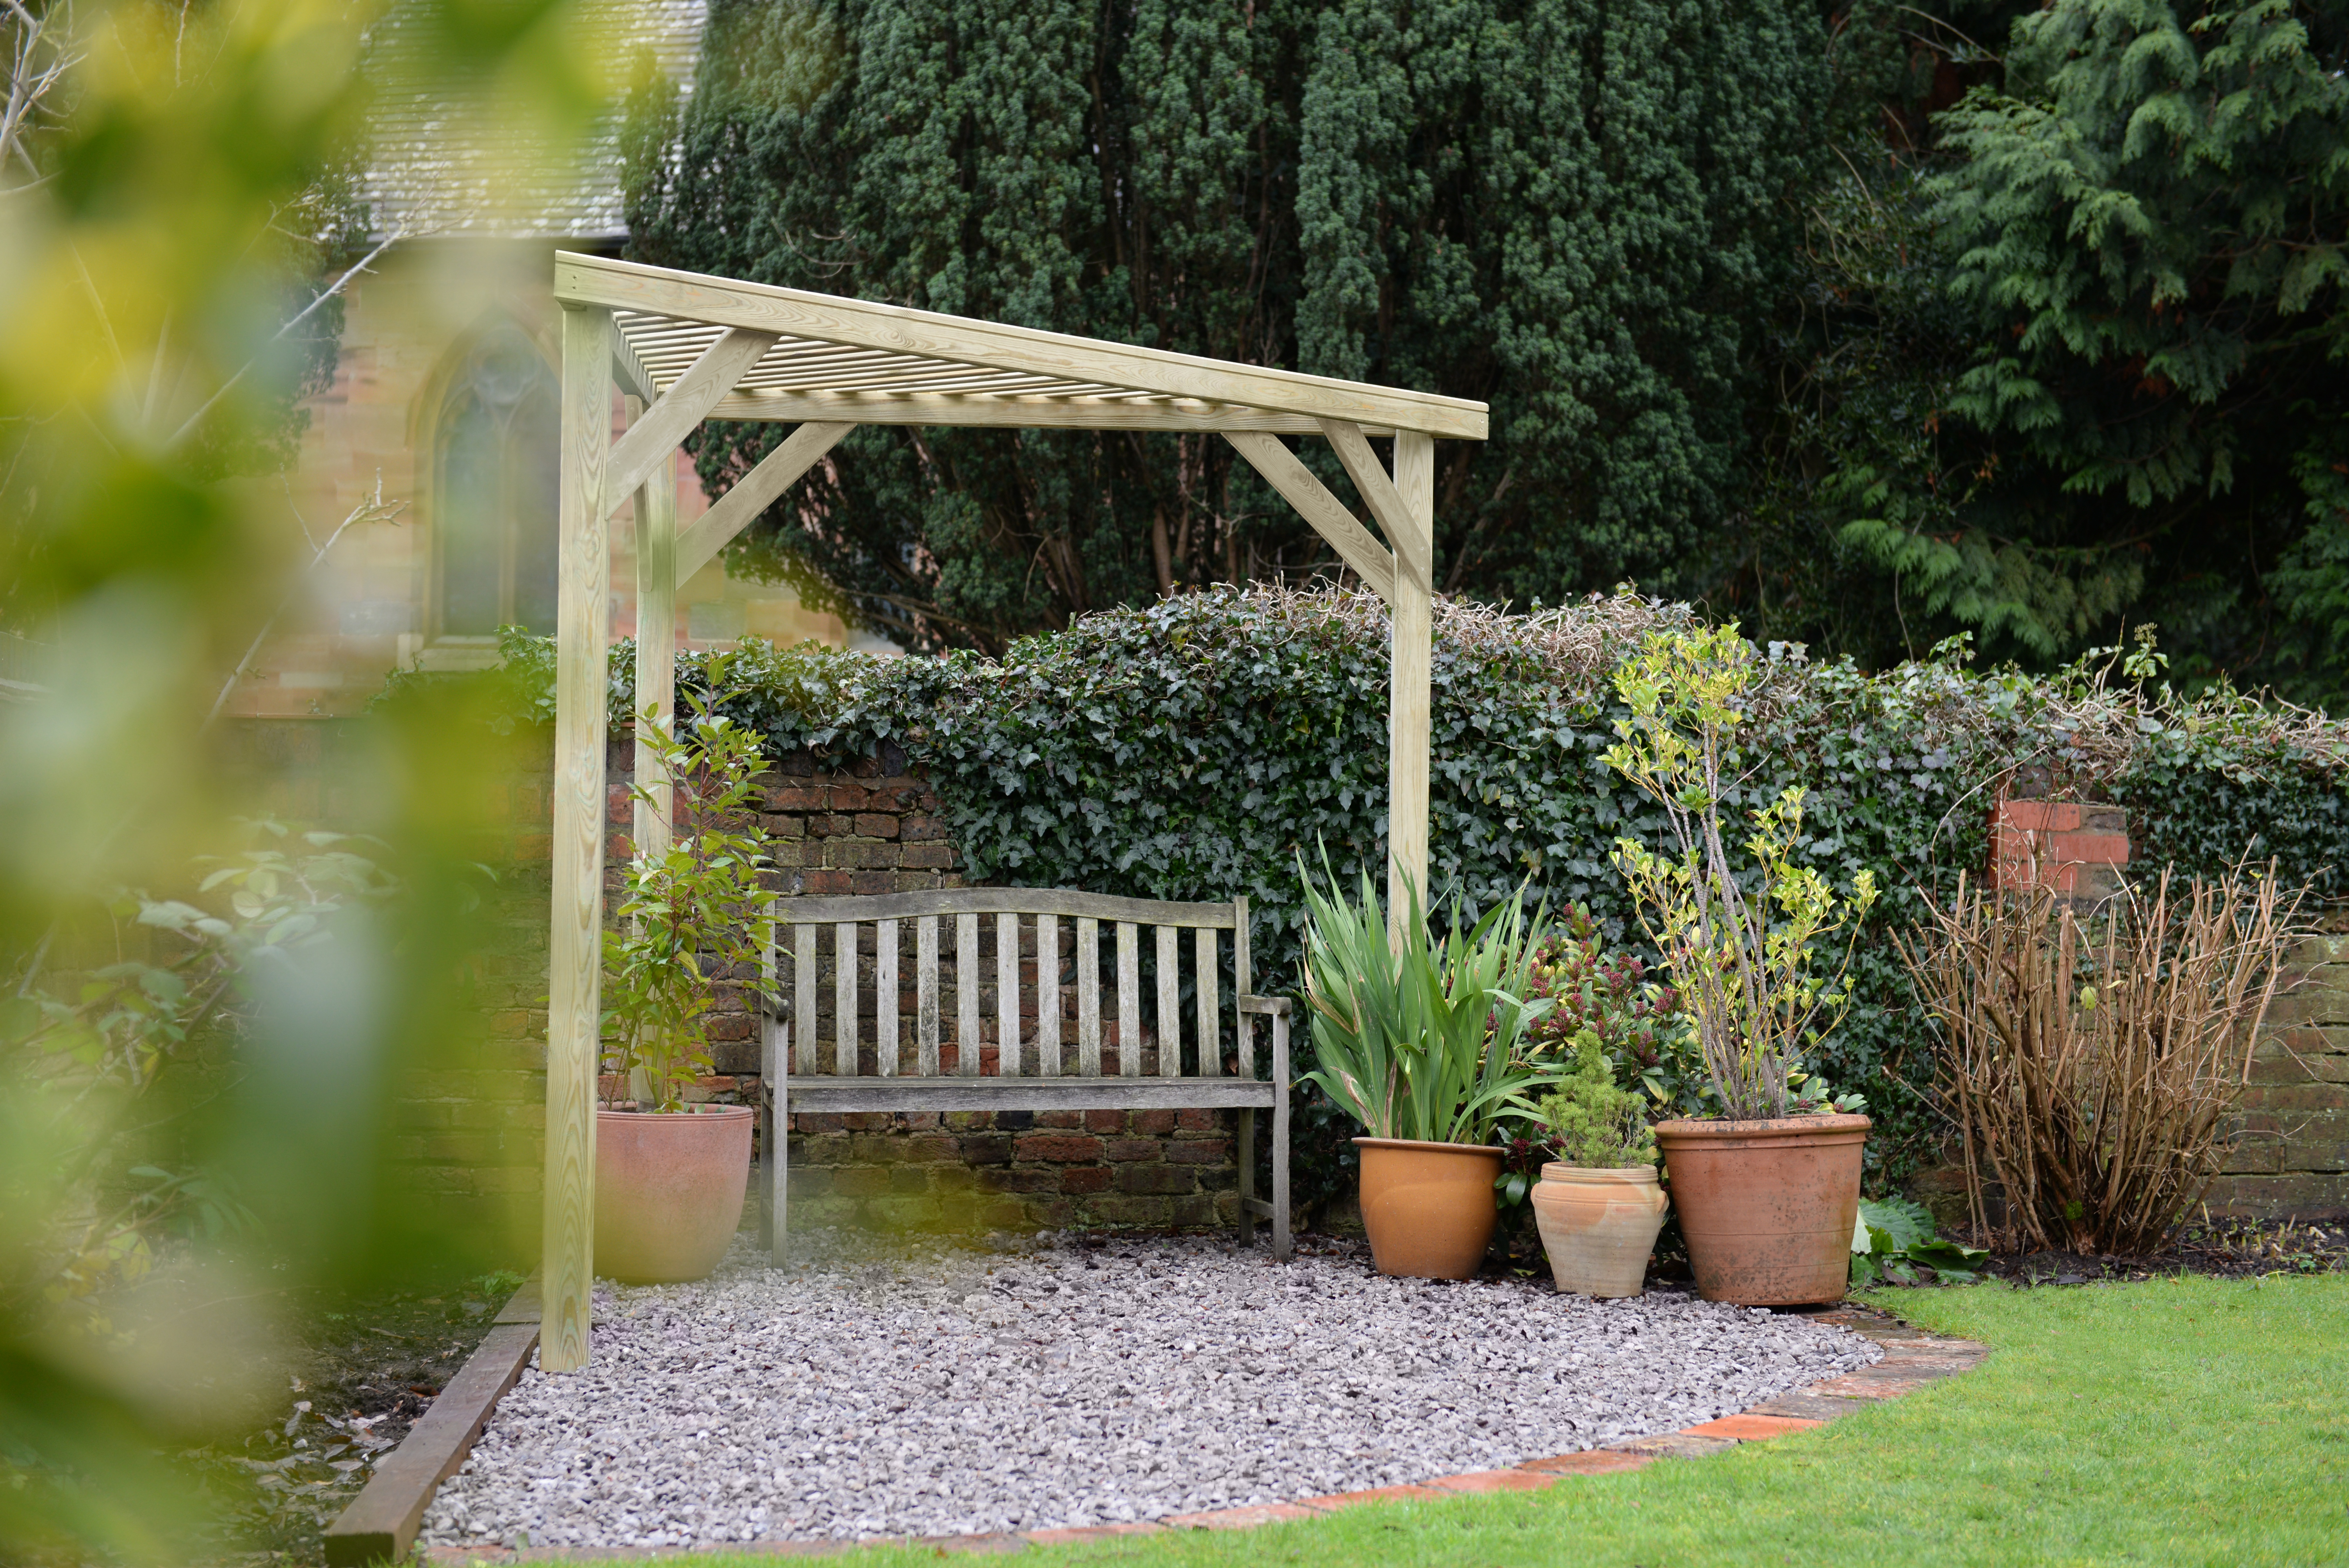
left=780, top=1076, right=1280, bottom=1114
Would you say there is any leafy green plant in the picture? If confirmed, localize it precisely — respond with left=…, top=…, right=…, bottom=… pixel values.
left=1531, top=1030, right=1659, bottom=1171
left=1606, top=622, right=1881, bottom=1120
left=1297, top=857, right=1559, bottom=1147
left=601, top=684, right=776, bottom=1114
left=1522, top=905, right=1689, bottom=1101
left=1850, top=1195, right=1989, bottom=1286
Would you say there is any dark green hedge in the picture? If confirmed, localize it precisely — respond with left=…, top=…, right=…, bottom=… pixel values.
left=454, top=588, right=2347, bottom=1201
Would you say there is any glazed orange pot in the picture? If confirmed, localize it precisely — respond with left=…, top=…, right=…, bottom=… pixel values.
left=1654, top=1114, right=1868, bottom=1306
left=1353, top=1137, right=1502, bottom=1280
left=1530, top=1164, right=1670, bottom=1298
left=594, top=1105, right=753, bottom=1284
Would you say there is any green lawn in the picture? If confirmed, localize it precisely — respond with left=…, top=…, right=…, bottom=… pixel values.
left=512, top=1273, right=2349, bottom=1567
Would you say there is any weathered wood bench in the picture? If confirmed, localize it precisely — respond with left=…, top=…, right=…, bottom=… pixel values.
left=759, top=888, right=1292, bottom=1260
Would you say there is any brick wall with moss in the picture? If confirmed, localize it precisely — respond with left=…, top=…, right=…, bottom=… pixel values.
left=2210, top=917, right=2349, bottom=1218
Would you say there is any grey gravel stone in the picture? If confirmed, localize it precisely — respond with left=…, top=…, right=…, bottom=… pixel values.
left=421, top=1231, right=1876, bottom=1549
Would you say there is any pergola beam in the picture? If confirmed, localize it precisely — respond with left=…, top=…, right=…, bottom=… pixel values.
left=706, top=391, right=1372, bottom=433
left=558, top=254, right=1487, bottom=441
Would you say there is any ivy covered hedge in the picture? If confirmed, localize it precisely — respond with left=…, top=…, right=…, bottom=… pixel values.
left=463, top=587, right=2348, bottom=1197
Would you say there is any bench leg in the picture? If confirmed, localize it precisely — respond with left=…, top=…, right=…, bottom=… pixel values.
left=764, top=1012, right=788, bottom=1267
left=1271, top=1015, right=1291, bottom=1262
left=1237, top=1107, right=1257, bottom=1250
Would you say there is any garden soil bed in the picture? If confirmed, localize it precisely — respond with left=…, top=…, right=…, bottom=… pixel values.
left=189, top=1272, right=524, bottom=1568
left=1901, top=1215, right=2349, bottom=1289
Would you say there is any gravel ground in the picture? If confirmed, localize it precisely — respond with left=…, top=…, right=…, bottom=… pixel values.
left=422, top=1231, right=1877, bottom=1550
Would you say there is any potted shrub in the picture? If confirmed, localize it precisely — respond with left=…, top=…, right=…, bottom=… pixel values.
left=1527, top=1030, right=1668, bottom=1298
left=595, top=686, right=775, bottom=1285
left=1605, top=624, right=1878, bottom=1305
left=1299, top=860, right=1559, bottom=1280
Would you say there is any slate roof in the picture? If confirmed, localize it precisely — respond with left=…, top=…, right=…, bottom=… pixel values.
left=358, top=0, right=706, bottom=243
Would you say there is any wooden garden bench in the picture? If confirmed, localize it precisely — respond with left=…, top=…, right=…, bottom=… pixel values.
left=758, top=888, right=1292, bottom=1260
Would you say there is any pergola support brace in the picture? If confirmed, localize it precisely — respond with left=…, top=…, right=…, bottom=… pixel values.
left=673, top=421, right=854, bottom=584
left=1221, top=431, right=1396, bottom=600
left=602, top=328, right=779, bottom=519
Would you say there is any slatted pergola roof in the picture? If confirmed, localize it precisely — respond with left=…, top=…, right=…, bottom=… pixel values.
left=540, top=252, right=1488, bottom=1369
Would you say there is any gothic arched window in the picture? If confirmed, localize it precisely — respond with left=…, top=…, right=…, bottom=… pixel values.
left=435, top=324, right=559, bottom=637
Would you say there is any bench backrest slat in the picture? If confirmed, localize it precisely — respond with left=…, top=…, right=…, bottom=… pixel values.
left=780, top=887, right=1239, bottom=927
left=1075, top=916, right=1100, bottom=1077
left=916, top=914, right=941, bottom=1076
left=955, top=912, right=982, bottom=1076
left=1117, top=922, right=1141, bottom=1078
left=770, top=890, right=1253, bottom=1081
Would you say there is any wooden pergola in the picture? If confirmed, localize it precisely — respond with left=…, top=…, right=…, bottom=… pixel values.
left=541, top=253, right=1490, bottom=1370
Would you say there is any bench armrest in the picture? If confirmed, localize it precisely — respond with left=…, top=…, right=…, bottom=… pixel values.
left=1237, top=992, right=1292, bottom=1018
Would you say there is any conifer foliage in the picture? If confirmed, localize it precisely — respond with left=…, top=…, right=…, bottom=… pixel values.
left=623, top=0, right=1831, bottom=651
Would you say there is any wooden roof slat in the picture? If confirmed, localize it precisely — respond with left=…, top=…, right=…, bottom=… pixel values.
left=560, top=252, right=1488, bottom=440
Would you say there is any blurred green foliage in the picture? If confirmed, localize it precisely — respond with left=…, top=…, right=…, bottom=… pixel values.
left=0, top=2, right=628, bottom=1560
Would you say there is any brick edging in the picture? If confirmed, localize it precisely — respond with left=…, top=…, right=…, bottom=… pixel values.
left=419, top=1303, right=1985, bottom=1563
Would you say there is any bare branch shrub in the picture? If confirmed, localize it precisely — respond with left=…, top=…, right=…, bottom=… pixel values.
left=1900, top=868, right=2305, bottom=1255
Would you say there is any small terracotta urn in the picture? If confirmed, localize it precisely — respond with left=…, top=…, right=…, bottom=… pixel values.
left=595, top=1104, right=754, bottom=1284
left=1654, top=1114, right=1869, bottom=1306
left=1530, top=1164, right=1669, bottom=1298
left=1353, top=1137, right=1503, bottom=1280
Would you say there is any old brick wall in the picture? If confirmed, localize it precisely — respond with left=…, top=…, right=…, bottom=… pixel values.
left=670, top=741, right=1245, bottom=1236
left=1912, top=802, right=2349, bottom=1224
left=2208, top=916, right=2349, bottom=1218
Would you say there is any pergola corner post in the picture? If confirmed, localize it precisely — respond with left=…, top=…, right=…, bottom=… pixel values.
left=542, top=304, right=616, bottom=1375
left=1386, top=431, right=1434, bottom=939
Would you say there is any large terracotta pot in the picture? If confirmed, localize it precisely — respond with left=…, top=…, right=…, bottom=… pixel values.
left=1530, top=1164, right=1670, bottom=1298
left=1353, top=1137, right=1502, bottom=1280
left=595, top=1105, right=753, bottom=1284
left=1654, top=1114, right=1869, bottom=1306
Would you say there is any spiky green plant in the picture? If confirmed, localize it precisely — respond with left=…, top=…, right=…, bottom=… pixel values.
left=1297, top=855, right=1560, bottom=1146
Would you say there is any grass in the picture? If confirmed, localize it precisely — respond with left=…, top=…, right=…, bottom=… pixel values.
left=497, top=1273, right=2348, bottom=1567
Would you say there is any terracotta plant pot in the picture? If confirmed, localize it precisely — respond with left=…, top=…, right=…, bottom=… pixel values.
left=1529, top=1163, right=1670, bottom=1298
left=1654, top=1114, right=1870, bottom=1306
left=595, top=1104, right=753, bottom=1284
left=1353, top=1136, right=1502, bottom=1280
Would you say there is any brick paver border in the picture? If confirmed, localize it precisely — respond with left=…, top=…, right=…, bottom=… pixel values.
left=413, top=1301, right=1983, bottom=1563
